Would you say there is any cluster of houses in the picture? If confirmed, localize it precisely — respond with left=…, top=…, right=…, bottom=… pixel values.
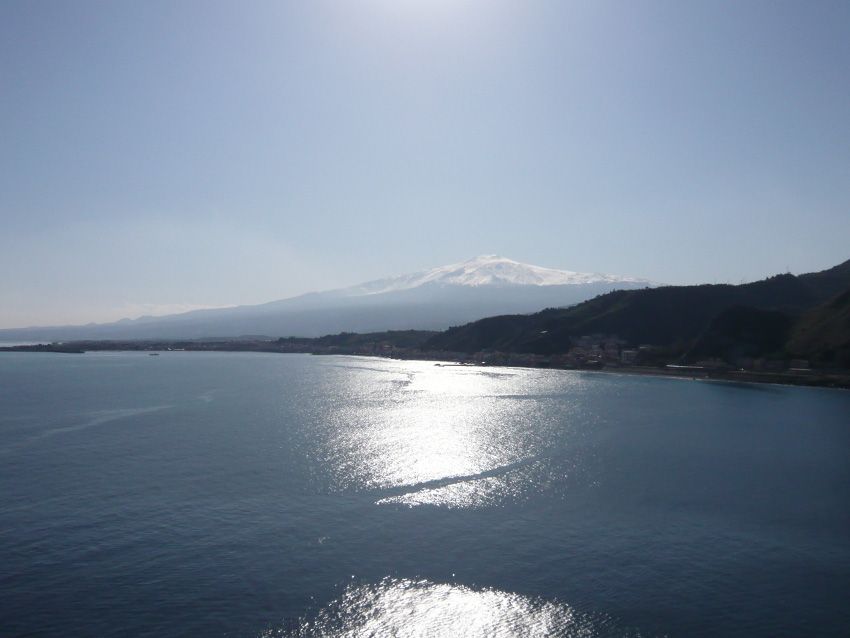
left=442, top=335, right=653, bottom=369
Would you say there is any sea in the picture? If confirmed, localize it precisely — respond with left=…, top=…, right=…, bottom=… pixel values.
left=1, top=351, right=848, bottom=637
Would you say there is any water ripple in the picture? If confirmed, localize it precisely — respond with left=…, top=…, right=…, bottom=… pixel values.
left=264, top=578, right=631, bottom=638
left=0, top=406, right=171, bottom=455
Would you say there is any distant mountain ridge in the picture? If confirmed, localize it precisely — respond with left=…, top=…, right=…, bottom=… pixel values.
left=424, top=259, right=850, bottom=368
left=0, top=256, right=653, bottom=341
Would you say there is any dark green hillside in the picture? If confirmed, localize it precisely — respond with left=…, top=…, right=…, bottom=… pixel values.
left=425, top=259, right=850, bottom=361
left=686, top=306, right=795, bottom=362
left=787, top=288, right=850, bottom=368
left=798, top=259, right=850, bottom=302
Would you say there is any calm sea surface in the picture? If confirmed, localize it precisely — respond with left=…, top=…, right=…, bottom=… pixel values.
left=1, top=352, right=849, bottom=637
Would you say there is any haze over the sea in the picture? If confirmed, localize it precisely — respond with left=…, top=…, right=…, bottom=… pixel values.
left=2, top=0, right=849, bottom=327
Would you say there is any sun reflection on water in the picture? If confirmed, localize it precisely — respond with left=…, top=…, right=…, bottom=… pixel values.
left=310, top=359, right=589, bottom=507
left=266, top=578, right=611, bottom=638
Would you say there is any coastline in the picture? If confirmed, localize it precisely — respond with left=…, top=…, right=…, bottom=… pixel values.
left=386, top=352, right=850, bottom=390
left=2, top=340, right=849, bottom=390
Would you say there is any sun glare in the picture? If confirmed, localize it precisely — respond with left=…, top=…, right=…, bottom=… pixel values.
left=278, top=577, right=600, bottom=637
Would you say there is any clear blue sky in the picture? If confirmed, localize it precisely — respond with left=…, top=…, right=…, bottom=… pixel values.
left=2, top=0, right=849, bottom=327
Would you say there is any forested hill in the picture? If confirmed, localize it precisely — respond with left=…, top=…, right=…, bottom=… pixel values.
left=786, top=288, right=850, bottom=367
left=424, top=259, right=850, bottom=367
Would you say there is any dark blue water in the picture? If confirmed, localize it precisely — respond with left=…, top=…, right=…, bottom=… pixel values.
left=1, top=352, right=848, bottom=637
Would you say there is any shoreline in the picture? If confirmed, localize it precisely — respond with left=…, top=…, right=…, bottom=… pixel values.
left=2, top=341, right=849, bottom=390
left=384, top=353, right=850, bottom=390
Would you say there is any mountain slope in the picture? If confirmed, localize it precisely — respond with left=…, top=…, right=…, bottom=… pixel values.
left=425, top=259, right=850, bottom=360
left=686, top=306, right=796, bottom=362
left=786, top=287, right=850, bottom=367
left=344, top=255, right=650, bottom=294
left=0, top=256, right=653, bottom=341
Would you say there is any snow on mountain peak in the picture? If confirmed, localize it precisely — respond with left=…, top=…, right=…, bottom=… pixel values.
left=345, top=256, right=650, bottom=296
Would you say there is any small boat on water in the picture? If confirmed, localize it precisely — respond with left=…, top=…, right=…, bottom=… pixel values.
left=148, top=353, right=160, bottom=356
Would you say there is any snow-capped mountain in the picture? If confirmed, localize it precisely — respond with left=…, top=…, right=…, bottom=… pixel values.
left=0, top=257, right=655, bottom=340
left=346, top=255, right=649, bottom=295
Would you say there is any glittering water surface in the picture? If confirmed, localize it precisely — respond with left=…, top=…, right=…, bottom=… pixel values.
left=270, top=578, right=617, bottom=638
left=1, top=352, right=849, bottom=637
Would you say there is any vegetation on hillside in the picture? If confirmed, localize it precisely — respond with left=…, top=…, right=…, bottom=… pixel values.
left=424, top=259, right=850, bottom=368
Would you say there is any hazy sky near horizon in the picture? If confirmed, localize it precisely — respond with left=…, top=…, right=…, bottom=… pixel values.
left=2, top=0, right=849, bottom=327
